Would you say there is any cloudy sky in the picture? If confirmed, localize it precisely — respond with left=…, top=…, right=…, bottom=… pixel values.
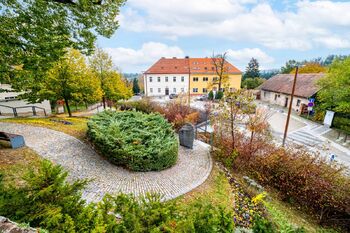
left=97, top=0, right=350, bottom=73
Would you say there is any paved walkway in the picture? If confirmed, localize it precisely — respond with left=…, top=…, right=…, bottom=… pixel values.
left=0, top=122, right=212, bottom=202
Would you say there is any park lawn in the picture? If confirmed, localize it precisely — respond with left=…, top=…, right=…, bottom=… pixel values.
left=175, top=165, right=234, bottom=209
left=0, top=144, right=42, bottom=187
left=0, top=117, right=89, bottom=141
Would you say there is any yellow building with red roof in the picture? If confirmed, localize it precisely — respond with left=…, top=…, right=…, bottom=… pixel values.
left=144, top=57, right=242, bottom=96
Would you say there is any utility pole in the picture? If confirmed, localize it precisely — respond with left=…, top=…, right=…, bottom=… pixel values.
left=282, top=66, right=299, bottom=147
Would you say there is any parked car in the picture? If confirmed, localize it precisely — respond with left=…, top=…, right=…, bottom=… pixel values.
left=196, top=95, right=208, bottom=101
left=169, top=94, right=178, bottom=99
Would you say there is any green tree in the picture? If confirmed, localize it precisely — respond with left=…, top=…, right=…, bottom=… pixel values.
left=0, top=0, right=125, bottom=87
left=317, top=58, right=350, bottom=114
left=89, top=48, right=114, bottom=109
left=243, top=58, right=260, bottom=79
left=40, top=49, right=102, bottom=117
left=241, top=77, right=265, bottom=89
left=280, top=60, right=300, bottom=74
left=132, top=78, right=140, bottom=94
left=208, top=90, right=214, bottom=100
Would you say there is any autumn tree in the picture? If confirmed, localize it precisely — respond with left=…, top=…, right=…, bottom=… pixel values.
left=211, top=52, right=230, bottom=92
left=41, top=49, right=102, bottom=117
left=243, top=58, right=260, bottom=79
left=103, top=71, right=132, bottom=102
left=317, top=57, right=350, bottom=114
left=89, top=48, right=114, bottom=109
left=290, top=62, right=327, bottom=74
left=0, top=0, right=125, bottom=86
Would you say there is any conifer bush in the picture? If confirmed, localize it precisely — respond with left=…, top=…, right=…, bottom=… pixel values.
left=87, top=111, right=178, bottom=171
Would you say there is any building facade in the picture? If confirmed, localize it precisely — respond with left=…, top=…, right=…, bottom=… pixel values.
left=259, top=73, right=325, bottom=112
left=0, top=84, right=51, bottom=116
left=144, top=57, right=242, bottom=97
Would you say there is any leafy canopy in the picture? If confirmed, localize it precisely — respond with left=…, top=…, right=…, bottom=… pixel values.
left=243, top=58, right=260, bottom=79
left=0, top=0, right=125, bottom=83
left=317, top=57, right=350, bottom=114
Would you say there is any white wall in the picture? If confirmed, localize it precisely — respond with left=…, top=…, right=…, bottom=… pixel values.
left=144, top=74, right=189, bottom=97
left=261, top=90, right=309, bottom=112
left=0, top=84, right=51, bottom=116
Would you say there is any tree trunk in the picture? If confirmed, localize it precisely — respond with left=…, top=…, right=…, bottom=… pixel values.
left=249, top=131, right=254, bottom=156
left=102, top=96, right=106, bottom=109
left=64, top=98, right=72, bottom=117
left=230, top=103, right=235, bottom=151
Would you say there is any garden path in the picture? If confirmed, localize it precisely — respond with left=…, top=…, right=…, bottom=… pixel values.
left=0, top=122, right=212, bottom=202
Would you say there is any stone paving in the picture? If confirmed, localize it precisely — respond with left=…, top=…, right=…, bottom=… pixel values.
left=0, top=122, right=212, bottom=202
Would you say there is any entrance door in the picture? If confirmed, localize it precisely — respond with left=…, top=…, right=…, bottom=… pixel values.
left=165, top=88, right=169, bottom=95
left=284, top=97, right=289, bottom=107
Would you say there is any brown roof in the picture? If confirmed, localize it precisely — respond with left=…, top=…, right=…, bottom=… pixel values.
left=260, top=73, right=325, bottom=98
left=145, top=57, right=190, bottom=74
left=145, top=57, right=241, bottom=74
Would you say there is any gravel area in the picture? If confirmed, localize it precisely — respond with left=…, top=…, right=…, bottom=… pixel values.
left=0, top=122, right=212, bottom=202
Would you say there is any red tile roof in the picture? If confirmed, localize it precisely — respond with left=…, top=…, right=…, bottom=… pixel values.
left=145, top=57, right=241, bottom=74
left=259, top=73, right=325, bottom=98
left=145, top=57, right=190, bottom=74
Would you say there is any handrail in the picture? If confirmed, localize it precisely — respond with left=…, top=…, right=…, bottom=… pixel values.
left=0, top=104, right=47, bottom=117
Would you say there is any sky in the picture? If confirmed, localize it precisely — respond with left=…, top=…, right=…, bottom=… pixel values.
left=97, top=0, right=350, bottom=73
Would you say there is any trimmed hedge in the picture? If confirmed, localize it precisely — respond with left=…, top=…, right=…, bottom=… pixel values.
left=87, top=111, right=178, bottom=172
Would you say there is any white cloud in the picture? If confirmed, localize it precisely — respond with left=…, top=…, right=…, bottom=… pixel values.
left=105, top=42, right=185, bottom=72
left=119, top=0, right=350, bottom=50
left=227, top=48, right=274, bottom=63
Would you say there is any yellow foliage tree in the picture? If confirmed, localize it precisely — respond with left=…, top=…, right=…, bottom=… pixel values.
left=42, top=49, right=102, bottom=117
left=103, top=71, right=133, bottom=102
left=290, top=62, right=327, bottom=74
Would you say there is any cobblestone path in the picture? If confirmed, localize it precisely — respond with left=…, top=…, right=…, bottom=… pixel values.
left=0, top=122, right=212, bottom=202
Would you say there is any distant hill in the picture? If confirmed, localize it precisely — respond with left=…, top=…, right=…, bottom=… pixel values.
left=123, top=73, right=141, bottom=81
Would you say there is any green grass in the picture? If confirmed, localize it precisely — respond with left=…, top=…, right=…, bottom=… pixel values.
left=0, top=117, right=89, bottom=140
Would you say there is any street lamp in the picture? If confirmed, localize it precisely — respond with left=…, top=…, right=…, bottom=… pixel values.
left=282, top=66, right=299, bottom=147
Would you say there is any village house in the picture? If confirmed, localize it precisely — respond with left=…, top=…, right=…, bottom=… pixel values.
left=144, top=57, right=242, bottom=97
left=259, top=73, right=325, bottom=112
left=0, top=83, right=51, bottom=117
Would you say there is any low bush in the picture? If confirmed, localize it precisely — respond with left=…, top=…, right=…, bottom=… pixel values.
left=0, top=160, right=235, bottom=233
left=213, top=134, right=350, bottom=230
left=87, top=111, right=178, bottom=172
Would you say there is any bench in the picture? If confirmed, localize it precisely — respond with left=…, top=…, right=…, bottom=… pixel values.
left=0, top=132, right=25, bottom=149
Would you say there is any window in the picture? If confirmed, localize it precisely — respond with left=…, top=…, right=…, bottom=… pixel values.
left=204, top=67, right=208, bottom=70
left=149, top=77, right=153, bottom=82
left=173, top=76, right=176, bottom=82
left=274, top=94, right=278, bottom=101
left=263, top=91, right=267, bottom=97
left=219, top=88, right=224, bottom=92
left=158, top=88, right=161, bottom=93
left=193, top=88, right=198, bottom=93
left=157, top=77, right=161, bottom=82
left=229, top=88, right=234, bottom=92
left=165, top=77, right=168, bottom=82
left=150, top=88, right=153, bottom=93
left=173, top=88, right=176, bottom=93
left=181, top=88, right=185, bottom=92
left=193, top=77, right=199, bottom=82
left=296, top=99, right=301, bottom=107
left=203, top=77, right=208, bottom=82
left=213, top=77, right=218, bottom=82
left=203, top=88, right=208, bottom=93
left=213, top=87, right=218, bottom=91
left=181, top=76, right=185, bottom=82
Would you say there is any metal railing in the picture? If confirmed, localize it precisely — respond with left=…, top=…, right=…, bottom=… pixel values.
left=0, top=104, right=47, bottom=117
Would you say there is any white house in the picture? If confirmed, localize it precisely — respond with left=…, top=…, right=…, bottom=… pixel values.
left=0, top=84, right=51, bottom=116
left=144, top=57, right=190, bottom=97
left=259, top=73, right=325, bottom=112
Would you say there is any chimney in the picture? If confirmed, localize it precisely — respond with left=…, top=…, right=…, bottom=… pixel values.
left=173, top=57, right=177, bottom=59
left=185, top=56, right=189, bottom=59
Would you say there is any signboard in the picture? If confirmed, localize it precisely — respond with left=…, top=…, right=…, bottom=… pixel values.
left=323, top=110, right=335, bottom=127
left=309, top=98, right=315, bottom=103
left=308, top=102, right=314, bottom=107
left=307, top=107, right=313, bottom=112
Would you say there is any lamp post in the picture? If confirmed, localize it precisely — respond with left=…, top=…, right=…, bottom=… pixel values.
left=282, top=66, right=299, bottom=147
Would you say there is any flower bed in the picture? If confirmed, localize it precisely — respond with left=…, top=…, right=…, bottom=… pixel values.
left=87, top=111, right=178, bottom=172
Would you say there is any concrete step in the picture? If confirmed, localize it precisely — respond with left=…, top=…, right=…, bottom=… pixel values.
left=287, top=132, right=323, bottom=147
left=292, top=131, right=324, bottom=143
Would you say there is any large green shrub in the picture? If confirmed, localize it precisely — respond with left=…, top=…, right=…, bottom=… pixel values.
left=87, top=111, right=178, bottom=172
left=1, top=160, right=234, bottom=233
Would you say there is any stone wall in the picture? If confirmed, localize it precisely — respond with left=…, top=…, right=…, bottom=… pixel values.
left=0, top=216, right=38, bottom=233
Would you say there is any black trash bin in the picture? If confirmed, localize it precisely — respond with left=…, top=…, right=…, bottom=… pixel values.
left=179, top=123, right=195, bottom=149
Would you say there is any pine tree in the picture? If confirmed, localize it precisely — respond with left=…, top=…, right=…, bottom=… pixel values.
left=244, top=58, right=260, bottom=79
left=132, top=78, right=140, bottom=94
